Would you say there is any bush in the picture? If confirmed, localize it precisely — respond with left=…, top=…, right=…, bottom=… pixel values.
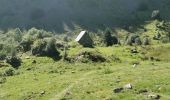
left=0, top=52, right=7, bottom=60
left=6, top=28, right=23, bottom=42
left=5, top=49, right=22, bottom=68
left=20, top=39, right=33, bottom=52
left=104, top=28, right=118, bottom=46
left=45, top=38, right=60, bottom=60
left=20, top=28, right=53, bottom=52
left=125, top=37, right=132, bottom=46
left=6, top=56, right=21, bottom=69
left=143, top=37, right=150, bottom=45
left=27, top=28, right=52, bottom=39
left=75, top=49, right=106, bottom=63
left=31, top=38, right=61, bottom=60
left=112, top=36, right=119, bottom=45
left=31, top=39, right=47, bottom=56
left=0, top=77, right=6, bottom=84
left=130, top=34, right=139, bottom=43
left=125, top=34, right=139, bottom=45
left=135, top=37, right=142, bottom=45
left=0, top=67, right=15, bottom=77
left=153, top=32, right=161, bottom=40
left=161, top=36, right=170, bottom=43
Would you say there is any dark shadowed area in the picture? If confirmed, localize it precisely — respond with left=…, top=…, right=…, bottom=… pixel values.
left=0, top=0, right=169, bottom=32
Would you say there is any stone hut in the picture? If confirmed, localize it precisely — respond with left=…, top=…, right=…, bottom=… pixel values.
left=75, top=31, right=93, bottom=47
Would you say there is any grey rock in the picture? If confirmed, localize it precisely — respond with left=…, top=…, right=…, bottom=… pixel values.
left=40, top=91, right=45, bottom=95
left=148, top=94, right=160, bottom=100
left=124, top=84, right=133, bottom=89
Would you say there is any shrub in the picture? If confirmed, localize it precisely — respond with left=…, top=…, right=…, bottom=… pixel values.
left=31, top=39, right=47, bottom=56
left=75, top=49, right=106, bottom=63
left=0, top=77, right=6, bottom=84
left=45, top=38, right=60, bottom=60
left=31, top=38, right=61, bottom=60
left=0, top=52, right=7, bottom=60
left=104, top=28, right=118, bottom=46
left=135, top=37, right=142, bottom=45
left=125, top=34, right=139, bottom=45
left=13, top=28, right=23, bottom=42
left=27, top=28, right=52, bottom=39
left=130, top=34, right=139, bottom=43
left=153, top=32, right=161, bottom=40
left=20, top=39, right=33, bottom=52
left=5, top=49, right=22, bottom=68
left=112, top=36, right=119, bottom=45
left=6, top=28, right=23, bottom=42
left=125, top=37, right=132, bottom=46
left=0, top=67, right=15, bottom=77
left=161, top=36, right=170, bottom=43
left=143, top=37, right=150, bottom=45
left=6, top=56, right=21, bottom=69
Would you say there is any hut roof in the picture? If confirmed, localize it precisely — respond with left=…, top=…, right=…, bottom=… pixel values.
left=75, top=31, right=86, bottom=42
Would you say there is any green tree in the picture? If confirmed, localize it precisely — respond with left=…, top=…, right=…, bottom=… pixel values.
left=104, top=28, right=118, bottom=46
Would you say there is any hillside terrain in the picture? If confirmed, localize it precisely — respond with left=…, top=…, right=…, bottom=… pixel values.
left=0, top=19, right=170, bottom=100
left=0, top=0, right=170, bottom=31
left=1, top=1, right=170, bottom=100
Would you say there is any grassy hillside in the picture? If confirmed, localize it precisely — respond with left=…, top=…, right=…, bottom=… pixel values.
left=0, top=8, right=170, bottom=99
left=1, top=44, right=170, bottom=100
left=0, top=0, right=170, bottom=31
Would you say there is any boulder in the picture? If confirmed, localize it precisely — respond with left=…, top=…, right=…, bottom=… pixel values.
left=124, top=84, right=133, bottom=89
left=131, top=48, right=138, bottom=53
left=148, top=94, right=160, bottom=100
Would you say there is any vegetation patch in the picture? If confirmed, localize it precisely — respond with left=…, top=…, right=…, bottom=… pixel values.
left=148, top=45, right=170, bottom=61
left=0, top=67, right=15, bottom=77
left=74, top=48, right=106, bottom=63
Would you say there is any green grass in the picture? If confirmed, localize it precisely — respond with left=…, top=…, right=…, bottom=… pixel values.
left=1, top=44, right=170, bottom=100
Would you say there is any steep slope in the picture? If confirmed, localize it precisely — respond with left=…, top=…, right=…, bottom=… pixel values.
left=0, top=0, right=169, bottom=32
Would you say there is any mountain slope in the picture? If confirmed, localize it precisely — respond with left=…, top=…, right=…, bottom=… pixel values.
left=0, top=0, right=170, bottom=31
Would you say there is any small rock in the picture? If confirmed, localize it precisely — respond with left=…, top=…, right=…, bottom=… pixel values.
left=25, top=56, right=30, bottom=59
left=124, top=84, right=133, bottom=89
left=148, top=94, right=160, bottom=100
left=32, top=60, right=36, bottom=64
left=133, top=64, right=137, bottom=68
left=131, top=48, right=138, bottom=53
left=40, top=91, right=45, bottom=95
left=113, top=87, right=123, bottom=93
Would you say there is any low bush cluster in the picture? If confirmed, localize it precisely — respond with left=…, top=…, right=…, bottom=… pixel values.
left=125, top=34, right=150, bottom=46
left=74, top=49, right=106, bottom=63
left=0, top=67, right=15, bottom=77
left=31, top=38, right=60, bottom=60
